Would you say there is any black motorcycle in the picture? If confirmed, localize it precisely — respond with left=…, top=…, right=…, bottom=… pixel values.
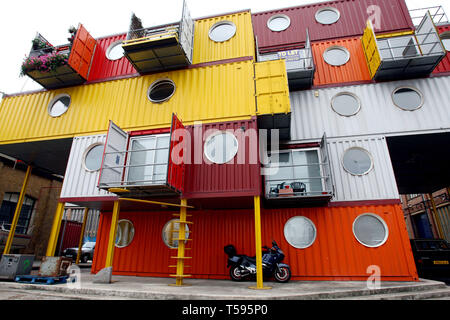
left=224, top=240, right=291, bottom=283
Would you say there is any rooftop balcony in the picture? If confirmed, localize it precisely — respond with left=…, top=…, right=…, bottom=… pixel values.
left=258, top=30, right=315, bottom=90
left=121, top=0, right=194, bottom=74
left=21, top=25, right=96, bottom=89
left=409, top=6, right=449, bottom=27
left=362, top=11, right=446, bottom=81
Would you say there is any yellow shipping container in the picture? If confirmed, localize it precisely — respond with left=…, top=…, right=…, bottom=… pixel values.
left=0, top=59, right=290, bottom=144
left=193, top=10, right=255, bottom=64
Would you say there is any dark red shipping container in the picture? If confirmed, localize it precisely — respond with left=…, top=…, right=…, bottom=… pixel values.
left=56, top=220, right=82, bottom=256
left=87, top=33, right=137, bottom=82
left=183, top=118, right=261, bottom=204
left=434, top=25, right=450, bottom=75
left=252, top=0, right=415, bottom=53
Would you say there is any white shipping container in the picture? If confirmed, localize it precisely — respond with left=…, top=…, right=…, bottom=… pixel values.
left=60, top=134, right=113, bottom=200
left=290, top=75, right=450, bottom=141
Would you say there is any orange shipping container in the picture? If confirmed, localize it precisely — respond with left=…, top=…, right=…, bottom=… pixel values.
left=92, top=203, right=418, bottom=281
left=312, top=37, right=371, bottom=87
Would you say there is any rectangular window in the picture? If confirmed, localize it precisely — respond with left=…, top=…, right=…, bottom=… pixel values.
left=126, top=134, right=170, bottom=186
left=265, top=148, right=327, bottom=198
left=0, top=193, right=36, bottom=234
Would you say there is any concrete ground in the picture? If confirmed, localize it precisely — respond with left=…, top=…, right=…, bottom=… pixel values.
left=0, top=267, right=449, bottom=300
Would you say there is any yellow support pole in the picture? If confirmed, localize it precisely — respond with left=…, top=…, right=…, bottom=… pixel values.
left=429, top=193, right=444, bottom=239
left=75, top=208, right=89, bottom=264
left=104, top=200, right=120, bottom=268
left=3, top=165, right=32, bottom=255
left=249, top=195, right=271, bottom=290
left=46, top=202, right=66, bottom=257
left=174, top=198, right=188, bottom=286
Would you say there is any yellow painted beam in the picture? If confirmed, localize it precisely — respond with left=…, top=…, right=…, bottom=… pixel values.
left=3, top=166, right=32, bottom=255
left=105, top=201, right=120, bottom=268
left=249, top=196, right=271, bottom=290
left=75, top=208, right=89, bottom=264
left=119, top=197, right=194, bottom=209
left=45, top=202, right=66, bottom=257
left=376, top=30, right=415, bottom=39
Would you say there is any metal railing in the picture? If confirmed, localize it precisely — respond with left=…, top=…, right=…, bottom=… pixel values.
left=263, top=161, right=333, bottom=199
left=99, top=146, right=170, bottom=188
left=125, top=12, right=180, bottom=43
left=409, top=6, right=449, bottom=26
left=259, top=47, right=314, bottom=71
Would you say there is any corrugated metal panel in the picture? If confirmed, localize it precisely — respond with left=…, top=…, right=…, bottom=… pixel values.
left=183, top=119, right=261, bottom=198
left=192, top=11, right=255, bottom=64
left=69, top=24, right=97, bottom=80
left=434, top=25, right=450, bottom=74
left=87, top=34, right=137, bottom=82
left=437, top=205, right=450, bottom=242
left=255, top=59, right=291, bottom=115
left=63, top=207, right=101, bottom=239
left=290, top=76, right=450, bottom=141
left=92, top=204, right=418, bottom=281
left=312, top=37, right=371, bottom=86
left=252, top=0, right=414, bottom=53
left=56, top=220, right=82, bottom=255
left=60, top=134, right=113, bottom=200
left=327, top=136, right=399, bottom=202
left=0, top=60, right=256, bottom=144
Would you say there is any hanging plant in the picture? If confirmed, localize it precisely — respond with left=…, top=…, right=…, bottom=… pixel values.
left=21, top=52, right=69, bottom=76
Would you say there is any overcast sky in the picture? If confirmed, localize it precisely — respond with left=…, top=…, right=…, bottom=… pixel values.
left=0, top=0, right=449, bottom=100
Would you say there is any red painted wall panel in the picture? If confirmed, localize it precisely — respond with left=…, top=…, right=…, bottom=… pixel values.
left=92, top=204, right=418, bottom=281
left=56, top=220, right=82, bottom=256
left=183, top=118, right=261, bottom=199
left=434, top=25, right=450, bottom=74
left=87, top=34, right=137, bottom=82
left=252, top=0, right=414, bottom=53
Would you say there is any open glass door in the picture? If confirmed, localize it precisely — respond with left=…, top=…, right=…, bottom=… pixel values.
left=179, top=0, right=195, bottom=64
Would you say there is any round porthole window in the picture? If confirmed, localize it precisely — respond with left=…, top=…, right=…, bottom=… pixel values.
left=284, top=216, right=317, bottom=249
left=83, top=143, right=104, bottom=172
left=342, top=147, right=373, bottom=176
left=106, top=41, right=124, bottom=61
left=392, top=87, right=424, bottom=111
left=323, top=46, right=350, bottom=66
left=267, top=14, right=291, bottom=32
left=115, top=220, right=135, bottom=248
left=440, top=32, right=450, bottom=51
left=162, top=219, right=190, bottom=249
left=209, top=21, right=237, bottom=42
left=148, top=79, right=176, bottom=103
left=48, top=94, right=71, bottom=117
left=315, top=7, right=340, bottom=25
left=204, top=131, right=239, bottom=164
left=331, top=92, right=361, bottom=117
left=353, top=213, right=389, bottom=248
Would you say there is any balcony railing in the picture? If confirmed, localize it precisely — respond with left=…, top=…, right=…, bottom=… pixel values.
left=409, top=6, right=449, bottom=26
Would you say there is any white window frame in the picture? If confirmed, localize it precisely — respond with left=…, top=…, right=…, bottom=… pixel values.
left=330, top=92, right=362, bottom=117
left=342, top=147, right=374, bottom=176
left=208, top=21, right=237, bottom=42
left=391, top=86, right=424, bottom=111
left=115, top=219, right=135, bottom=248
left=162, top=219, right=190, bottom=249
left=82, top=143, right=105, bottom=172
left=203, top=130, right=239, bottom=164
left=48, top=93, right=71, bottom=118
left=106, top=40, right=125, bottom=61
left=125, top=133, right=170, bottom=186
left=352, top=213, right=389, bottom=248
left=284, top=216, right=317, bottom=249
left=315, top=7, right=341, bottom=25
left=147, top=78, right=176, bottom=104
left=267, top=14, right=291, bottom=32
left=266, top=147, right=326, bottom=194
left=323, top=45, right=350, bottom=66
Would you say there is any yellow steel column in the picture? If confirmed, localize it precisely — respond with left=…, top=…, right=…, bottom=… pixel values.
left=75, top=208, right=89, bottom=264
left=176, top=199, right=187, bottom=286
left=46, top=202, right=66, bottom=256
left=429, top=193, right=444, bottom=239
left=249, top=195, right=271, bottom=290
left=3, top=165, right=32, bottom=255
left=104, top=200, right=120, bottom=268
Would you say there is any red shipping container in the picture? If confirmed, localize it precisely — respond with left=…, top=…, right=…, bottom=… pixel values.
left=87, top=33, right=137, bottom=83
left=252, top=0, right=414, bottom=53
left=433, top=25, right=450, bottom=75
left=56, top=220, right=82, bottom=256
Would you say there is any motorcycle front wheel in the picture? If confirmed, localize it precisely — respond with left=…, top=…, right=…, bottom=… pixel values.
left=230, top=266, right=244, bottom=281
left=274, top=266, right=291, bottom=283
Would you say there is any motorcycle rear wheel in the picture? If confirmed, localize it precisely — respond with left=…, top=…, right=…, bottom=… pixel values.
left=230, top=266, right=244, bottom=281
left=274, top=266, right=291, bottom=283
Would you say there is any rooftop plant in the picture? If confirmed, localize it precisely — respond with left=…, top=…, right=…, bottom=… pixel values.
left=20, top=51, right=69, bottom=76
